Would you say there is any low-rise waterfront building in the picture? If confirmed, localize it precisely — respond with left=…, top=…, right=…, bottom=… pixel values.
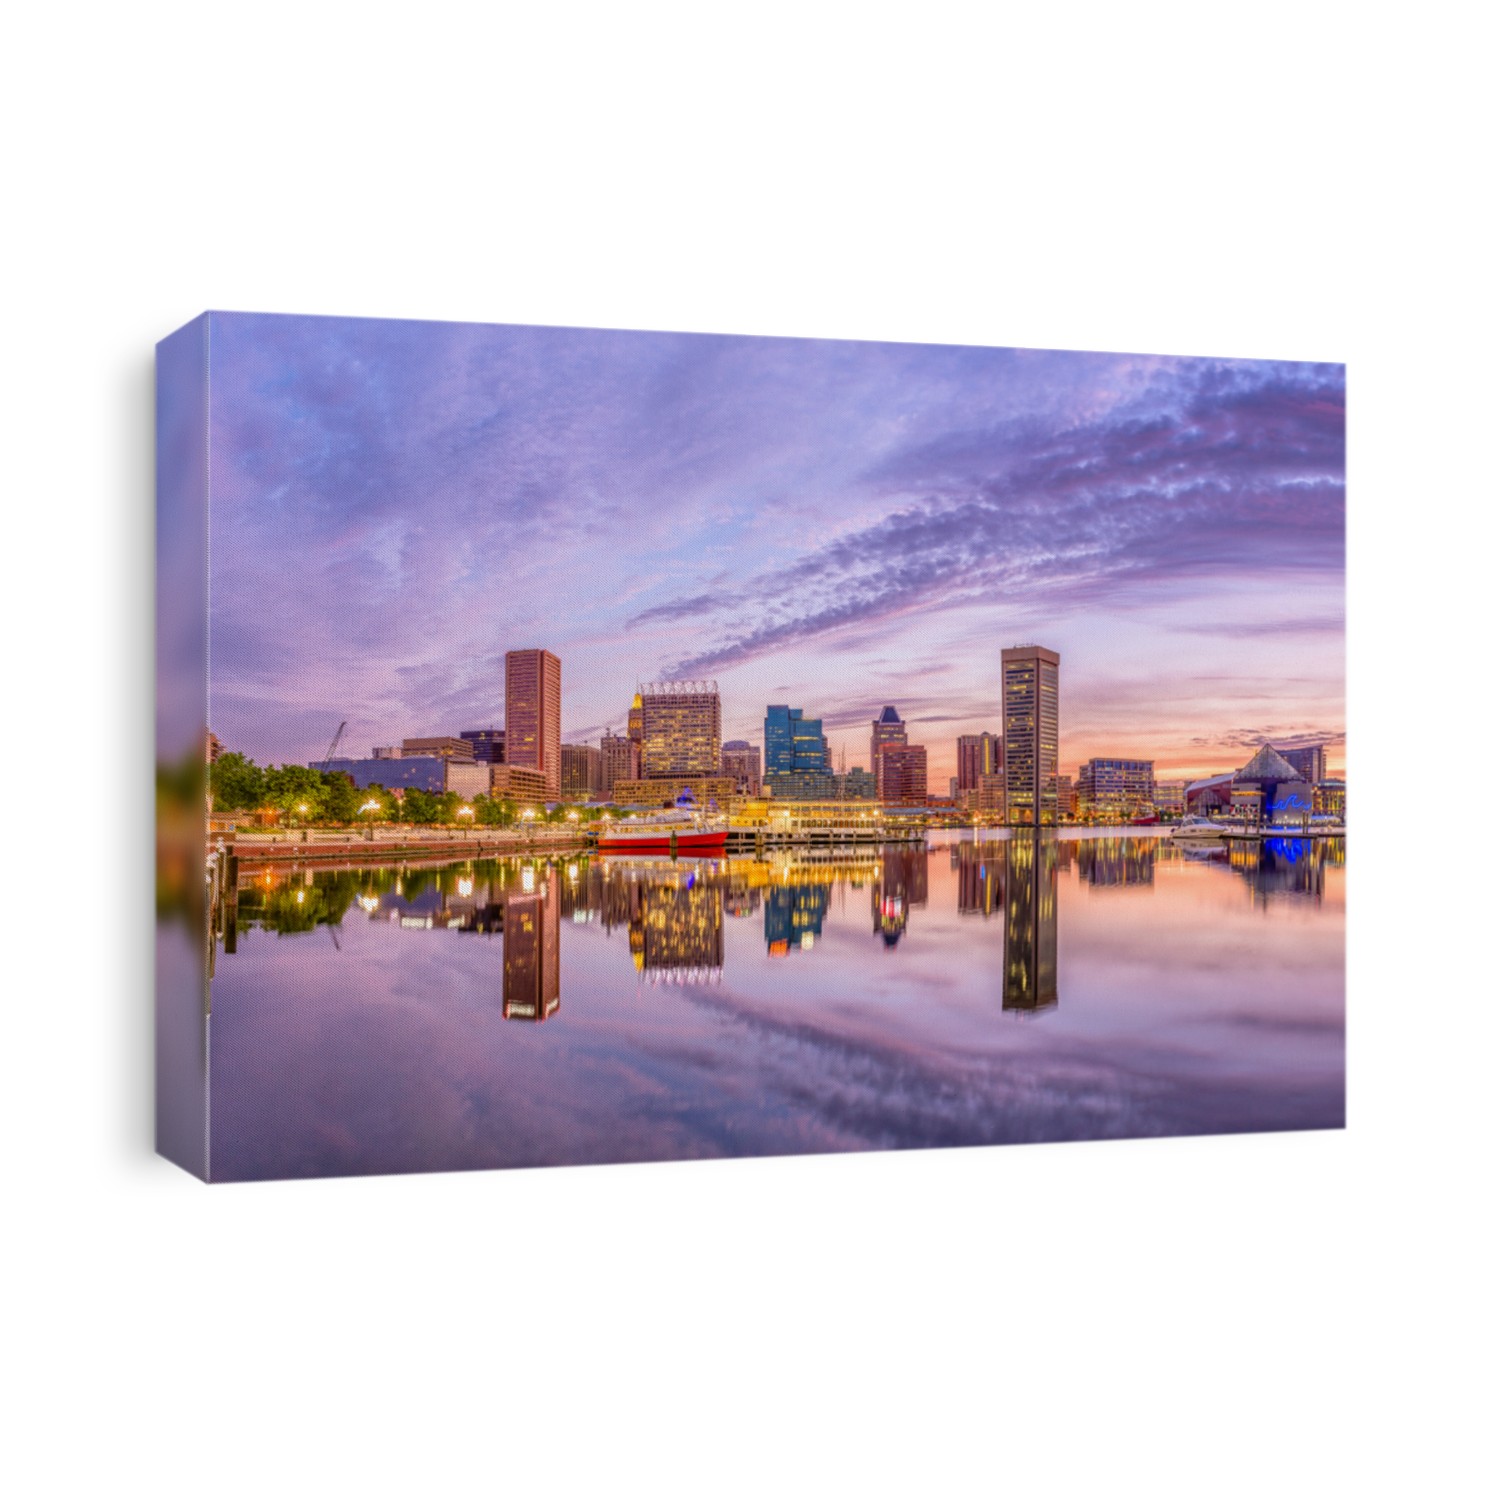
left=1314, top=780, right=1346, bottom=818
left=725, top=799, right=912, bottom=845
left=1231, top=743, right=1314, bottom=826
left=835, top=766, right=877, bottom=800
left=959, top=771, right=1008, bottom=816
left=321, top=756, right=448, bottom=792
left=1185, top=771, right=1236, bottom=814
left=764, top=769, right=837, bottom=800
left=445, top=760, right=491, bottom=801
left=1076, top=758, right=1155, bottom=821
left=489, top=764, right=550, bottom=803
left=1152, top=779, right=1186, bottom=817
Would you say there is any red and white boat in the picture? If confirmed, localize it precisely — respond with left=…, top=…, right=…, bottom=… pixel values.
left=595, top=800, right=728, bottom=855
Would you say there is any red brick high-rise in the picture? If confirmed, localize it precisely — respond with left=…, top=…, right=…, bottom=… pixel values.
left=504, top=649, right=562, bottom=799
left=878, top=743, right=928, bottom=806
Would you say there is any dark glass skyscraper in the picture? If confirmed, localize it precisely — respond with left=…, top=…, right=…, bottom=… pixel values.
left=459, top=728, right=506, bottom=763
left=764, top=705, right=829, bottom=775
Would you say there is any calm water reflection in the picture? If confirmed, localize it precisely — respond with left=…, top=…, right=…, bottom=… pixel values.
left=208, top=831, right=1345, bottom=1180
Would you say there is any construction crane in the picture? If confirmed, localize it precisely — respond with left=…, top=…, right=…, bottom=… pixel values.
left=320, top=720, right=348, bottom=771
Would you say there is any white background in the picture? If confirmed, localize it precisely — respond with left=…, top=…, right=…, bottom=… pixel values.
left=4, top=4, right=1494, bottom=1496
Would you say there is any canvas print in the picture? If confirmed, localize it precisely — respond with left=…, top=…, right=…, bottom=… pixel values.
left=155, top=313, right=1345, bottom=1183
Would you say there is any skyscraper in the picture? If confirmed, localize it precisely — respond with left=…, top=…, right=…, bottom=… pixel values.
left=878, top=743, right=928, bottom=805
left=764, top=705, right=830, bottom=775
left=763, top=705, right=833, bottom=798
left=956, top=731, right=1001, bottom=791
left=870, top=706, right=906, bottom=800
left=1001, top=645, right=1060, bottom=825
left=505, top=648, right=562, bottom=799
left=1275, top=743, right=1328, bottom=784
left=640, top=681, right=722, bottom=778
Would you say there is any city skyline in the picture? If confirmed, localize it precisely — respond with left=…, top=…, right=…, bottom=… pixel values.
left=201, top=314, right=1345, bottom=782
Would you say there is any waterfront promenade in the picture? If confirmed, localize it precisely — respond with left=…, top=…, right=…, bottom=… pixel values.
left=225, top=824, right=593, bottom=864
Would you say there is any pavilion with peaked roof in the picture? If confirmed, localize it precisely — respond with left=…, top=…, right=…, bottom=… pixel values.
left=1232, top=742, right=1315, bottom=825
left=1186, top=742, right=1317, bottom=824
left=1238, top=743, right=1302, bottom=782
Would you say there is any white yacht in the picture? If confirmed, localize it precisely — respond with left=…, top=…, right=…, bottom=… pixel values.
left=1170, top=815, right=1230, bottom=841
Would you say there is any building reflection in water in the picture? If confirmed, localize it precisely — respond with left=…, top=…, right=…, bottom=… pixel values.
left=1226, top=836, right=1344, bottom=907
left=503, top=877, right=561, bottom=1021
left=953, top=841, right=1001, bottom=916
left=950, top=836, right=1059, bottom=1013
left=871, top=847, right=928, bottom=947
left=1074, top=837, right=1156, bottom=888
left=221, top=833, right=1344, bottom=1036
left=765, top=880, right=830, bottom=956
left=631, top=866, right=725, bottom=984
left=1002, top=835, right=1059, bottom=1014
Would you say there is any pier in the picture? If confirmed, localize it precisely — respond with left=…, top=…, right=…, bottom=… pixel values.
left=723, top=800, right=927, bottom=854
left=225, top=825, right=592, bottom=864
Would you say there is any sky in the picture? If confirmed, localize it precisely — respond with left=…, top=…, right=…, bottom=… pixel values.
left=200, top=312, right=1345, bottom=785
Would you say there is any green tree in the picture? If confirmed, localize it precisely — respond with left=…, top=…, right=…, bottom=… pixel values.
left=403, top=789, right=440, bottom=824
left=319, top=771, right=359, bottom=824
left=263, top=763, right=326, bottom=819
left=437, top=790, right=462, bottom=825
left=210, top=751, right=265, bottom=811
left=473, top=794, right=516, bottom=827
left=359, top=785, right=397, bottom=821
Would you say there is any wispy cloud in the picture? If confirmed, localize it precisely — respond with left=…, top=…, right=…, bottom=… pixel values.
left=199, top=315, right=1343, bottom=776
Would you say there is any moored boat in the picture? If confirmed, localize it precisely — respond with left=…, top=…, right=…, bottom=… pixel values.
left=1170, top=815, right=1230, bottom=841
left=595, top=792, right=728, bottom=854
